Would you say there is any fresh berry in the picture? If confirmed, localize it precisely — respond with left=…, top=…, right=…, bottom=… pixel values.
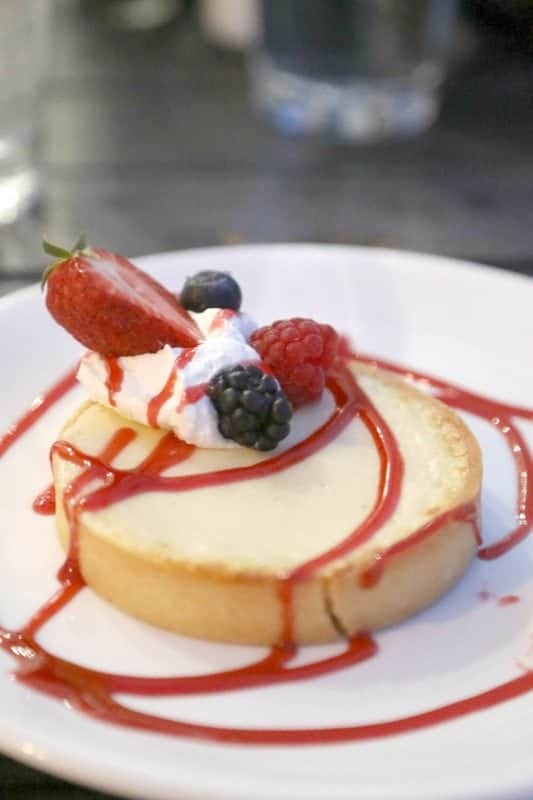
left=180, top=270, right=242, bottom=313
left=250, top=318, right=339, bottom=407
left=42, top=237, right=201, bottom=356
left=207, top=364, right=293, bottom=451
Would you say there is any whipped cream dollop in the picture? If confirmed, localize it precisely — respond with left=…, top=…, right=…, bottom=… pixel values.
left=77, top=308, right=261, bottom=448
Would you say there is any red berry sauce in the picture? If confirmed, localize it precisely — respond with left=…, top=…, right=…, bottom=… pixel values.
left=498, top=594, right=520, bottom=607
left=103, top=357, right=124, bottom=407
left=0, top=348, right=532, bottom=746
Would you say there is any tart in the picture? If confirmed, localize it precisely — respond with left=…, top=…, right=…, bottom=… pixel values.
left=52, top=360, right=481, bottom=645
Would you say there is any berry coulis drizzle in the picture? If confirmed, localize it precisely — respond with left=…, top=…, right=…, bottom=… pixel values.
left=1, top=348, right=532, bottom=746
left=103, top=357, right=124, bottom=407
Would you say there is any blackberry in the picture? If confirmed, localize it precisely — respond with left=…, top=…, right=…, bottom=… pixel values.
left=180, top=270, right=242, bottom=313
left=208, top=364, right=293, bottom=451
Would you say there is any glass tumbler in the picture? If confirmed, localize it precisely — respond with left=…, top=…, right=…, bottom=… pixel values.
left=250, top=0, right=458, bottom=141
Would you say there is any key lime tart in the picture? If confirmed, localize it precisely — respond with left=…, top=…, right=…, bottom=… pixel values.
left=37, top=238, right=482, bottom=645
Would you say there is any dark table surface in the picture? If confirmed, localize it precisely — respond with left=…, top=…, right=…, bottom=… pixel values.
left=0, top=1, right=532, bottom=798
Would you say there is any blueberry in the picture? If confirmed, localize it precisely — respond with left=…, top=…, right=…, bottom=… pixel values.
left=180, top=270, right=242, bottom=313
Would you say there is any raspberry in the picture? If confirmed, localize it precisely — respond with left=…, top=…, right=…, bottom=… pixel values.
left=208, top=364, right=293, bottom=451
left=250, top=318, right=339, bottom=407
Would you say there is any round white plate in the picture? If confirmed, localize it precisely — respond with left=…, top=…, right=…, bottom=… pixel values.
left=1, top=245, right=532, bottom=800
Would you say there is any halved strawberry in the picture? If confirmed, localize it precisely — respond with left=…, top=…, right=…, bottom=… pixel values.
left=42, top=237, right=201, bottom=356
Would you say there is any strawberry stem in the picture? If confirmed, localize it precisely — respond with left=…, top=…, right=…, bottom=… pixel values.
left=41, top=235, right=90, bottom=290
left=42, top=240, right=72, bottom=260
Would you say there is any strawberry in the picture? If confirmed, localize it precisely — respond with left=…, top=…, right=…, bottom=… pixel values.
left=42, top=237, right=201, bottom=356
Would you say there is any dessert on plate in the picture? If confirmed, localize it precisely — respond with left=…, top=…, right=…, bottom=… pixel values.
left=4, top=241, right=533, bottom=747
left=42, top=238, right=482, bottom=645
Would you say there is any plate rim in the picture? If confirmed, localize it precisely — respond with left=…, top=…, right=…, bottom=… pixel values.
left=1, top=244, right=531, bottom=315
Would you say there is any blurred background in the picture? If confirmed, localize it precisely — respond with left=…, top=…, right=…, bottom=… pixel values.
left=0, top=0, right=532, bottom=305
left=0, top=3, right=532, bottom=793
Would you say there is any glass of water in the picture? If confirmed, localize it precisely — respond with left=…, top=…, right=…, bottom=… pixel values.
left=0, top=0, right=48, bottom=225
left=250, top=0, right=458, bottom=141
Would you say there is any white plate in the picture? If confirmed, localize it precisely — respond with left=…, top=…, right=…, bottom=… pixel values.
left=1, top=245, right=532, bottom=800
